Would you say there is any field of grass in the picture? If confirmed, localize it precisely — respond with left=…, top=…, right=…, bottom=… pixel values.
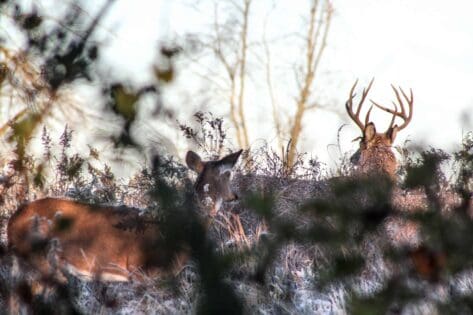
left=0, top=123, right=471, bottom=314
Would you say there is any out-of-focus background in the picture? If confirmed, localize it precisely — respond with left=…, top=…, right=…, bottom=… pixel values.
left=2, top=1, right=473, bottom=314
left=2, top=0, right=472, bottom=173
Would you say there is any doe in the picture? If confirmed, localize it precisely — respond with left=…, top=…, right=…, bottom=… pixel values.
left=7, top=150, right=242, bottom=282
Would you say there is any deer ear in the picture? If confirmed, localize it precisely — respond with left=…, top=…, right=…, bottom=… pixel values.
left=186, top=151, right=204, bottom=173
left=219, top=150, right=243, bottom=169
left=364, top=123, right=376, bottom=141
left=387, top=125, right=399, bottom=143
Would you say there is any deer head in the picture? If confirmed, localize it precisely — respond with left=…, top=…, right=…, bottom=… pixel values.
left=346, top=79, right=413, bottom=177
left=186, top=150, right=242, bottom=217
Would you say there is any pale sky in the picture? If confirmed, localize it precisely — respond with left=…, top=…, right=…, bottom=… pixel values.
left=92, top=0, right=473, bottom=169
left=3, top=0, right=473, bottom=172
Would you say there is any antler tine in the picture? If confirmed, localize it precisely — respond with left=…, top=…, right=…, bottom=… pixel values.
left=370, top=98, right=396, bottom=130
left=399, top=86, right=414, bottom=115
left=345, top=78, right=375, bottom=131
left=357, top=78, right=374, bottom=114
left=370, top=98, right=392, bottom=113
left=387, top=101, right=398, bottom=130
left=391, top=85, right=405, bottom=116
left=391, top=85, right=413, bottom=131
left=371, top=84, right=413, bottom=132
left=345, top=79, right=364, bottom=131
left=364, top=105, right=374, bottom=127
left=350, top=78, right=359, bottom=96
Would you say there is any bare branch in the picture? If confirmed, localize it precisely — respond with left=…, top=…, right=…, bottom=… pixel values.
left=286, top=0, right=333, bottom=167
left=236, top=0, right=252, bottom=149
left=262, top=3, right=283, bottom=149
left=213, top=3, right=236, bottom=79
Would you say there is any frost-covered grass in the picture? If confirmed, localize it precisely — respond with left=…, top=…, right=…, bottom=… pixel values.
left=0, top=125, right=472, bottom=314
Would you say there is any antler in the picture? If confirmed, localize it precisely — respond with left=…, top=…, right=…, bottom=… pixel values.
left=345, top=78, right=375, bottom=131
left=370, top=85, right=413, bottom=132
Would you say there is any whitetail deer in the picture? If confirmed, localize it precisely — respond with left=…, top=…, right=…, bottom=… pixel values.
left=7, top=150, right=242, bottom=282
left=346, top=79, right=413, bottom=177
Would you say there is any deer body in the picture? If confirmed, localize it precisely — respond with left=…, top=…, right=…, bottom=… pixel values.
left=345, top=80, right=422, bottom=247
left=7, top=150, right=242, bottom=282
left=8, top=198, right=179, bottom=281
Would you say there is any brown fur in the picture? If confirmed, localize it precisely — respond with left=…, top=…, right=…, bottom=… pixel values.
left=352, top=123, right=398, bottom=177
left=7, top=150, right=242, bottom=282
left=8, top=198, right=183, bottom=281
left=346, top=80, right=413, bottom=178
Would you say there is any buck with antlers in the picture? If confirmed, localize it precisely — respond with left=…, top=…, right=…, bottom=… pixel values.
left=7, top=150, right=242, bottom=283
left=346, top=79, right=414, bottom=177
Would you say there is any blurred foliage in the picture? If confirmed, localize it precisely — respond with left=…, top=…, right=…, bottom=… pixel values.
left=1, top=0, right=473, bottom=315
left=1, top=0, right=113, bottom=90
left=179, top=111, right=228, bottom=159
left=0, top=0, right=245, bottom=313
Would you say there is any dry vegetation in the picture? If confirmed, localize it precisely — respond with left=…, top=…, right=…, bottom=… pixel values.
left=0, top=115, right=472, bottom=314
left=1, top=1, right=473, bottom=314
